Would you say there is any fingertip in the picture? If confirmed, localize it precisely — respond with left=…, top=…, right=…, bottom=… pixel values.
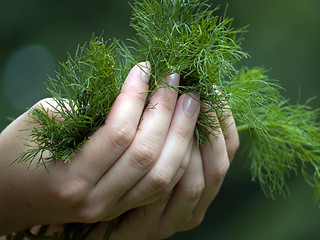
left=137, top=61, right=151, bottom=84
left=121, top=62, right=151, bottom=95
left=164, top=72, right=180, bottom=88
left=182, top=94, right=200, bottom=118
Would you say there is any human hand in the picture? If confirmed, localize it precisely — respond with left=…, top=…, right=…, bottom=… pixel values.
left=0, top=62, right=200, bottom=235
left=85, top=101, right=239, bottom=240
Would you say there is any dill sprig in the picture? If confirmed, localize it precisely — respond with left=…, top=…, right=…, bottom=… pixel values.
left=225, top=68, right=320, bottom=203
left=16, top=36, right=121, bottom=166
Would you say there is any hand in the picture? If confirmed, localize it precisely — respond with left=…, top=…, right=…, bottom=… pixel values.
left=0, top=62, right=200, bottom=235
left=84, top=102, right=239, bottom=240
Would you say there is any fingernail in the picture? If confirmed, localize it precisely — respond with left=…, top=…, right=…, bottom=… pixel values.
left=165, top=72, right=180, bottom=87
left=140, top=61, right=151, bottom=84
left=183, top=94, right=200, bottom=117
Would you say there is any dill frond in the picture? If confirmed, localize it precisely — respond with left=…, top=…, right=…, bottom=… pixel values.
left=119, top=0, right=248, bottom=144
left=16, top=36, right=121, bottom=166
left=226, top=68, right=320, bottom=203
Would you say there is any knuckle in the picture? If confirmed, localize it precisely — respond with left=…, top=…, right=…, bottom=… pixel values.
left=179, top=158, right=189, bottom=171
left=175, top=124, right=192, bottom=142
left=134, top=88, right=149, bottom=104
left=74, top=199, right=117, bottom=223
left=149, top=170, right=172, bottom=192
left=158, top=98, right=175, bottom=114
left=130, top=142, right=159, bottom=170
left=211, top=158, right=230, bottom=184
left=50, top=178, right=89, bottom=205
left=109, top=124, right=135, bottom=149
left=76, top=204, right=105, bottom=223
left=123, top=85, right=147, bottom=107
left=184, top=181, right=205, bottom=201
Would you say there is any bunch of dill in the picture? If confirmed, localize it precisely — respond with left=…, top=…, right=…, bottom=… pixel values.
left=13, top=0, right=320, bottom=239
left=120, top=0, right=320, bottom=203
left=16, top=38, right=120, bottom=166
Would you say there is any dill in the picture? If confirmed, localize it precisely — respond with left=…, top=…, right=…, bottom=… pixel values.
left=13, top=0, right=320, bottom=239
left=16, top=37, right=121, bottom=166
left=225, top=68, right=320, bottom=202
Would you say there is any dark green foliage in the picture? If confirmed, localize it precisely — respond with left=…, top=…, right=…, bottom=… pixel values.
left=225, top=68, right=320, bottom=202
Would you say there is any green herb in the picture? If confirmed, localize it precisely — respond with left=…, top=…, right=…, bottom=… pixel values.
left=225, top=68, right=320, bottom=202
left=16, top=37, right=120, bottom=166
left=13, top=0, right=320, bottom=239
left=118, top=0, right=248, bottom=145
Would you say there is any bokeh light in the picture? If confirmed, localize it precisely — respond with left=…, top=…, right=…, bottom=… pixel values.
left=2, top=44, right=55, bottom=110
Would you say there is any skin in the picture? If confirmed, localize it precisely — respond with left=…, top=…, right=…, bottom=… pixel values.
left=0, top=62, right=239, bottom=239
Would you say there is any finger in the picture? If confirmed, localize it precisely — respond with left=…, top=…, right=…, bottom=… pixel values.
left=214, top=85, right=239, bottom=162
left=192, top=110, right=230, bottom=217
left=158, top=140, right=205, bottom=234
left=219, top=105, right=239, bottom=162
left=129, top=137, right=194, bottom=209
left=66, top=62, right=151, bottom=182
left=118, top=94, right=200, bottom=210
left=110, top=197, right=170, bottom=240
left=94, top=73, right=180, bottom=206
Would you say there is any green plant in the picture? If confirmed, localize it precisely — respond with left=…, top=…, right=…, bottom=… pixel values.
left=11, top=0, right=320, bottom=239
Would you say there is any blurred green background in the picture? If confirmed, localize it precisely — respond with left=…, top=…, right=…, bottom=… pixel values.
left=1, top=0, right=319, bottom=239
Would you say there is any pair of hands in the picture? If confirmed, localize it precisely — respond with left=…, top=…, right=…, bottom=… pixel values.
left=0, top=62, right=239, bottom=239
